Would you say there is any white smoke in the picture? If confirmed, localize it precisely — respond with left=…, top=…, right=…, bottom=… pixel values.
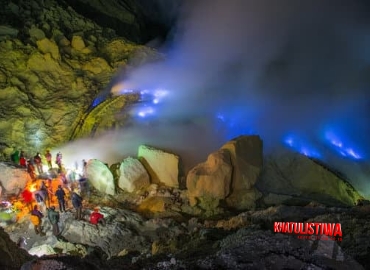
left=59, top=0, right=370, bottom=196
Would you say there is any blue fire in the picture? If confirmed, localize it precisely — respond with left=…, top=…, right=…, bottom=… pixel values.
left=324, top=129, right=363, bottom=160
left=283, top=134, right=322, bottom=158
left=116, top=88, right=169, bottom=119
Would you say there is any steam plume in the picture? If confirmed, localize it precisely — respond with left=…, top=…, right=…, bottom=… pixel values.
left=61, top=0, right=370, bottom=196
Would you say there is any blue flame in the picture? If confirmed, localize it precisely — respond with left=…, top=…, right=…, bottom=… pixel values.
left=118, top=88, right=169, bottom=119
left=92, top=96, right=105, bottom=108
left=283, top=134, right=322, bottom=158
left=324, top=129, right=363, bottom=160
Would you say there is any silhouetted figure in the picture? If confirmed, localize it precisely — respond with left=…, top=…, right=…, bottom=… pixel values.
left=55, top=152, right=62, bottom=173
left=47, top=206, right=60, bottom=236
left=27, top=160, right=36, bottom=181
left=34, top=189, right=47, bottom=214
left=30, top=205, right=45, bottom=235
left=19, top=151, right=27, bottom=167
left=45, top=150, right=52, bottom=170
left=40, top=180, right=50, bottom=208
left=55, top=185, right=66, bottom=212
left=34, top=152, right=43, bottom=174
left=78, top=177, right=90, bottom=198
left=71, top=190, right=83, bottom=220
left=82, top=159, right=87, bottom=177
left=10, top=150, right=20, bottom=164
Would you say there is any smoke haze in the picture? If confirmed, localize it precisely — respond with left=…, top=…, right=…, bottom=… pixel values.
left=60, top=0, right=370, bottom=196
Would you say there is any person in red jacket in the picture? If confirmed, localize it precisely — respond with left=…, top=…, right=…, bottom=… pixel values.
left=89, top=208, right=105, bottom=226
left=19, top=151, right=27, bottom=167
left=21, top=189, right=33, bottom=211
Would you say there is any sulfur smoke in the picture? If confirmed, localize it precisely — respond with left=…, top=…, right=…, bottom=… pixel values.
left=60, top=0, right=370, bottom=196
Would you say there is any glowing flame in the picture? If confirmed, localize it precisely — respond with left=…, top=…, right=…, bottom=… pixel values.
left=137, top=106, right=155, bottom=118
left=324, top=130, right=363, bottom=160
left=283, top=134, right=321, bottom=158
left=29, top=183, right=37, bottom=192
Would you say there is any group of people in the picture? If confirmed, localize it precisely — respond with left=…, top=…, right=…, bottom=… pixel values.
left=25, top=177, right=104, bottom=236
left=28, top=184, right=105, bottom=237
left=12, top=148, right=106, bottom=237
left=11, top=149, right=64, bottom=179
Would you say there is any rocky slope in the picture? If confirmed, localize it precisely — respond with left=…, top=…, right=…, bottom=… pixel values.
left=0, top=0, right=169, bottom=160
left=0, top=135, right=368, bottom=269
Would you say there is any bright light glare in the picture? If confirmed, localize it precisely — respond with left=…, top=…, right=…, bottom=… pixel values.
left=138, top=107, right=155, bottom=117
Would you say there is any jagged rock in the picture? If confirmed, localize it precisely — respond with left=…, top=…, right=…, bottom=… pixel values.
left=0, top=227, right=33, bottom=269
left=36, top=38, right=60, bottom=60
left=29, top=26, right=45, bottom=42
left=138, top=145, right=180, bottom=188
left=71, top=35, right=85, bottom=51
left=61, top=208, right=150, bottom=258
left=221, top=135, right=263, bottom=210
left=0, top=0, right=163, bottom=157
left=258, top=149, right=363, bottom=206
left=196, top=228, right=364, bottom=270
left=82, top=57, right=112, bottom=74
left=28, top=244, right=56, bottom=256
left=0, top=26, right=19, bottom=38
left=118, top=157, right=150, bottom=193
left=186, top=149, right=232, bottom=207
left=85, top=159, right=115, bottom=195
left=138, top=196, right=172, bottom=213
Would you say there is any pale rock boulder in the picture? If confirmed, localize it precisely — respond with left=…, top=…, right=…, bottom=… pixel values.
left=85, top=159, right=115, bottom=195
left=186, top=149, right=232, bottom=206
left=221, top=135, right=263, bottom=210
left=138, top=145, right=180, bottom=188
left=258, top=149, right=363, bottom=206
left=0, top=162, right=30, bottom=196
left=118, top=157, right=150, bottom=193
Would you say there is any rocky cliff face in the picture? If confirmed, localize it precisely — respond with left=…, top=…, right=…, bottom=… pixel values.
left=0, top=0, right=172, bottom=159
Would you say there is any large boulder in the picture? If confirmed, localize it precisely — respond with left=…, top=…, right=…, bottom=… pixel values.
left=85, top=159, right=115, bottom=195
left=0, top=162, right=31, bottom=197
left=138, top=145, right=180, bottom=188
left=186, top=149, right=232, bottom=207
left=257, top=149, right=363, bottom=206
left=118, top=157, right=150, bottom=193
left=61, top=208, right=150, bottom=258
left=221, top=135, right=263, bottom=210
